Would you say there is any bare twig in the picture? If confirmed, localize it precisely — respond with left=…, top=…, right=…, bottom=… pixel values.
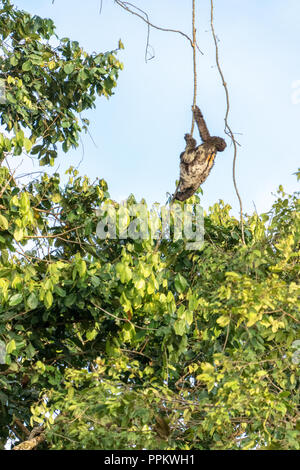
left=114, top=0, right=203, bottom=55
left=210, top=0, right=245, bottom=244
left=14, top=419, right=30, bottom=437
left=91, top=301, right=157, bottom=331
left=23, top=224, right=85, bottom=240
left=120, top=348, right=152, bottom=362
left=121, top=2, right=154, bottom=62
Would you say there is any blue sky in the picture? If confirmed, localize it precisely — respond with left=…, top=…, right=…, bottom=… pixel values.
left=10, top=0, right=300, bottom=216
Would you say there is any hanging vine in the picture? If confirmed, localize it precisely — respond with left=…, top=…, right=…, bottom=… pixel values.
left=190, top=0, right=198, bottom=136
left=210, top=0, right=245, bottom=244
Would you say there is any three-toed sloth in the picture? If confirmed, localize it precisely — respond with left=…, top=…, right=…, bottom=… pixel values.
left=174, top=106, right=226, bottom=202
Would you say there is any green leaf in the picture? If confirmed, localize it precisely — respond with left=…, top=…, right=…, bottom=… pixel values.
left=116, top=262, right=132, bottom=283
left=14, top=227, right=24, bottom=241
left=0, top=214, right=9, bottom=230
left=64, top=293, right=76, bottom=307
left=54, top=286, right=66, bottom=297
left=247, top=312, right=259, bottom=327
left=86, top=329, right=98, bottom=341
left=120, top=322, right=135, bottom=342
left=77, top=260, right=87, bottom=278
left=6, top=339, right=16, bottom=354
left=9, top=293, right=23, bottom=307
left=134, top=278, right=145, bottom=291
left=22, top=61, right=32, bottom=71
left=174, top=273, right=188, bottom=293
left=61, top=119, right=71, bottom=128
left=10, top=56, right=18, bottom=66
left=51, top=193, right=61, bottom=203
left=174, top=319, right=186, bottom=336
left=24, top=138, right=32, bottom=152
left=64, top=63, right=74, bottom=74
left=27, top=292, right=38, bottom=310
left=185, top=310, right=193, bottom=326
left=30, top=145, right=43, bottom=155
left=44, top=290, right=53, bottom=309
left=217, top=315, right=231, bottom=327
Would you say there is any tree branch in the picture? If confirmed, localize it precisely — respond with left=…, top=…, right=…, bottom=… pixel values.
left=13, top=426, right=45, bottom=450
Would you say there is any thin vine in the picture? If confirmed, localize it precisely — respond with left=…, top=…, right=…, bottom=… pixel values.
left=210, top=0, right=245, bottom=244
left=190, top=0, right=198, bottom=136
left=154, top=0, right=199, bottom=252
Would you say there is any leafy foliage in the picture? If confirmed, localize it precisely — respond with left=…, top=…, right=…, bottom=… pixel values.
left=0, top=0, right=299, bottom=451
left=0, top=0, right=123, bottom=165
left=0, top=164, right=299, bottom=449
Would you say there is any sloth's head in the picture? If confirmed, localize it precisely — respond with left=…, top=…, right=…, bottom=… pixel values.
left=209, top=136, right=227, bottom=152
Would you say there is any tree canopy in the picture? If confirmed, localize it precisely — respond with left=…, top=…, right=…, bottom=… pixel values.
left=0, top=0, right=299, bottom=450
